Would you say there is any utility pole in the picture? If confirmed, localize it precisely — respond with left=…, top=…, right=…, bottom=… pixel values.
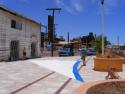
left=46, top=8, right=61, bottom=56
left=54, top=24, right=58, bottom=39
left=101, top=0, right=105, bottom=56
left=67, top=32, right=69, bottom=44
left=86, top=36, right=88, bottom=49
left=117, top=36, right=120, bottom=52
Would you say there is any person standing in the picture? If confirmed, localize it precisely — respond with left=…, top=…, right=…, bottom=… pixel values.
left=81, top=49, right=87, bottom=66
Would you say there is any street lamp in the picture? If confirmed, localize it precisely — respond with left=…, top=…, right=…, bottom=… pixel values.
left=101, top=0, right=105, bottom=56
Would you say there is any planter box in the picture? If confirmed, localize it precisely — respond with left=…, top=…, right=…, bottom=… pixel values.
left=94, top=57, right=124, bottom=72
left=123, top=59, right=125, bottom=64
left=72, top=79, right=125, bottom=94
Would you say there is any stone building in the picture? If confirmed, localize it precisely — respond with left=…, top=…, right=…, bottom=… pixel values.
left=0, top=5, right=41, bottom=61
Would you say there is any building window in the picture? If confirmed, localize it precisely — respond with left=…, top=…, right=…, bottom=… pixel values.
left=11, top=20, right=16, bottom=28
left=16, top=22, right=22, bottom=30
left=11, top=20, right=22, bottom=30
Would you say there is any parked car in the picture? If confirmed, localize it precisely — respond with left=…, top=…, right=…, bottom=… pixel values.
left=58, top=48, right=74, bottom=56
left=78, top=48, right=87, bottom=51
left=87, top=48, right=96, bottom=56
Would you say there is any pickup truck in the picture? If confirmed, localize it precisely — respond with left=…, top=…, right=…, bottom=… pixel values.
left=58, top=48, right=74, bottom=56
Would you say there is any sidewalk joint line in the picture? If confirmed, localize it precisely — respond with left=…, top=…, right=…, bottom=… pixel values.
left=54, top=78, right=72, bottom=94
left=9, top=71, right=55, bottom=94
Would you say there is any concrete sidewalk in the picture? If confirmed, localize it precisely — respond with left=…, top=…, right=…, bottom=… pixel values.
left=28, top=56, right=80, bottom=79
left=79, top=56, right=125, bottom=83
left=0, top=56, right=125, bottom=94
left=0, top=59, right=82, bottom=94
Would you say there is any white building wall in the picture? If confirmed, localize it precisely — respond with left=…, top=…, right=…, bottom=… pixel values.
left=0, top=8, right=41, bottom=61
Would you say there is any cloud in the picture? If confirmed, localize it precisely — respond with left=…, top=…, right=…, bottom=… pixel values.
left=55, top=0, right=75, bottom=14
left=16, top=0, right=29, bottom=4
left=55, top=0, right=62, bottom=5
left=0, top=0, right=29, bottom=5
left=70, top=0, right=83, bottom=12
left=0, top=0, right=6, bottom=4
left=55, top=0, right=84, bottom=14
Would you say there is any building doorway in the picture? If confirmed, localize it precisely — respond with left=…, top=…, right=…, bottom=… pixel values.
left=31, top=43, right=36, bottom=58
left=10, top=41, right=19, bottom=61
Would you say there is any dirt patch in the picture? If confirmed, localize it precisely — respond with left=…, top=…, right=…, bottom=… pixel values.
left=87, top=81, right=125, bottom=94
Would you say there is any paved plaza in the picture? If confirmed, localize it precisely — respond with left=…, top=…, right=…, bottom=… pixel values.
left=0, top=56, right=125, bottom=94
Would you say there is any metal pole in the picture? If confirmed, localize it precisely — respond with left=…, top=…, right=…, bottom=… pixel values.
left=44, top=32, right=46, bottom=50
left=117, top=36, right=120, bottom=52
left=86, top=37, right=87, bottom=49
left=68, top=32, right=69, bottom=44
left=101, top=0, right=104, bottom=56
left=51, top=10, right=54, bottom=56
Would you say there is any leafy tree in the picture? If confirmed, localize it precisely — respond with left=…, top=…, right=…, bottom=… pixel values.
left=94, top=35, right=110, bottom=53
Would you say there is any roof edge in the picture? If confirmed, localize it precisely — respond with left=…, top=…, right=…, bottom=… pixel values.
left=0, top=4, right=41, bottom=26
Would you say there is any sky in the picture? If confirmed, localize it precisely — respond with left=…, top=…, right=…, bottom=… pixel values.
left=0, top=0, right=125, bottom=44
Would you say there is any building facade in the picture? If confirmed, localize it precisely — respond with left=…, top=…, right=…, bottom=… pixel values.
left=0, top=5, right=41, bottom=61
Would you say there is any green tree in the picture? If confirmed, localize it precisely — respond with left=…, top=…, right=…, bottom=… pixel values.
left=94, top=35, right=110, bottom=53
